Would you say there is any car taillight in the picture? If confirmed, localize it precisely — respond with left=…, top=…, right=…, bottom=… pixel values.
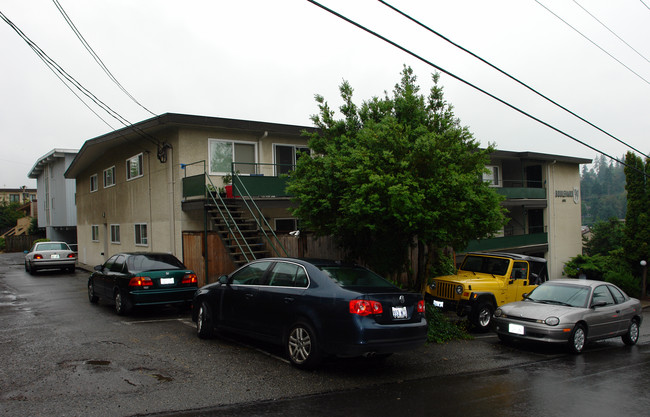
left=129, top=276, right=153, bottom=287
left=67, top=253, right=76, bottom=259
left=417, top=300, right=425, bottom=313
left=349, top=300, right=383, bottom=316
left=182, top=273, right=197, bottom=284
left=34, top=254, right=43, bottom=259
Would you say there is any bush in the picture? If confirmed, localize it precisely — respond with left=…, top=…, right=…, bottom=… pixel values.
left=425, top=304, right=472, bottom=343
left=604, top=268, right=641, bottom=298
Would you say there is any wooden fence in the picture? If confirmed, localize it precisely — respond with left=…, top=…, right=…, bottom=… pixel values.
left=3, top=235, right=41, bottom=253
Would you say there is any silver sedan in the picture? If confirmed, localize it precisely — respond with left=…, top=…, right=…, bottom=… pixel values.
left=24, top=241, right=76, bottom=274
left=493, top=279, right=642, bottom=353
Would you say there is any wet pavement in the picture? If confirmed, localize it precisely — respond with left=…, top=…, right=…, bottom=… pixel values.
left=1, top=252, right=649, bottom=416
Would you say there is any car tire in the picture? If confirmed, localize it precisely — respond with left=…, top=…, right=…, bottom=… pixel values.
left=196, top=301, right=215, bottom=339
left=27, top=263, right=36, bottom=275
left=622, top=319, right=640, bottom=346
left=24, top=261, right=28, bottom=272
left=568, top=323, right=586, bottom=353
left=88, top=280, right=99, bottom=304
left=114, top=290, right=131, bottom=315
left=471, top=302, right=494, bottom=332
left=286, top=321, right=322, bottom=370
left=68, top=265, right=76, bottom=273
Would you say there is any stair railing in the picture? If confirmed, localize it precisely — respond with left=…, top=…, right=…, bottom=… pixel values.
left=231, top=167, right=288, bottom=258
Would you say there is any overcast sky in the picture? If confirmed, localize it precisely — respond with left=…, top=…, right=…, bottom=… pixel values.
left=2, top=0, right=649, bottom=188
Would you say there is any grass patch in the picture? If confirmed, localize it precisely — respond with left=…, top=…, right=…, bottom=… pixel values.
left=425, top=304, right=472, bottom=343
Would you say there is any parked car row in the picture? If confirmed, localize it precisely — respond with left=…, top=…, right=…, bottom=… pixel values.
left=25, top=246, right=644, bottom=369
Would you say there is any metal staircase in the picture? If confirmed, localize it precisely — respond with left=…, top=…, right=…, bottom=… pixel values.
left=205, top=173, right=288, bottom=268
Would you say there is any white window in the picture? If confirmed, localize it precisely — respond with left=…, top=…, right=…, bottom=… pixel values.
left=103, top=166, right=116, bottom=188
left=91, top=225, right=99, bottom=242
left=209, top=139, right=257, bottom=175
left=126, top=153, right=143, bottom=180
left=110, top=224, right=121, bottom=244
left=274, top=144, right=310, bottom=175
left=483, top=165, right=501, bottom=187
left=90, top=174, right=98, bottom=192
left=135, top=224, right=148, bottom=246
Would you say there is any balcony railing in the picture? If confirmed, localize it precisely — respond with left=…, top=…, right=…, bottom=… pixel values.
left=463, top=232, right=548, bottom=252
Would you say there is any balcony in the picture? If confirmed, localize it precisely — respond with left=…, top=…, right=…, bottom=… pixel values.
left=463, top=232, right=548, bottom=253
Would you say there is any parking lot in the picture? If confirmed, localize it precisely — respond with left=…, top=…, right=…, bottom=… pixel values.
left=1, top=252, right=648, bottom=416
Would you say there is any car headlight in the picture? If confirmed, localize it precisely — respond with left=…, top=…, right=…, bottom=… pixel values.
left=455, top=285, right=463, bottom=295
left=544, top=316, right=560, bottom=326
left=494, top=308, right=503, bottom=318
left=428, top=281, right=436, bottom=290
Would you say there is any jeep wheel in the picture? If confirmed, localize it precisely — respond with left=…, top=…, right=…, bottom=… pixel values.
left=471, top=302, right=494, bottom=332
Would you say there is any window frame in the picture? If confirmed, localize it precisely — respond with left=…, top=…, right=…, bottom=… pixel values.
left=110, top=224, right=121, bottom=244
left=208, top=139, right=258, bottom=175
left=90, top=174, right=98, bottom=192
left=91, top=225, right=99, bottom=242
left=273, top=144, right=311, bottom=175
left=134, top=223, right=148, bottom=246
left=483, top=165, right=501, bottom=187
left=103, top=166, right=116, bottom=188
left=126, top=153, right=144, bottom=181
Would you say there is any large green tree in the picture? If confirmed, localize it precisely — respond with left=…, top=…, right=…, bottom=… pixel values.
left=288, top=66, right=506, bottom=290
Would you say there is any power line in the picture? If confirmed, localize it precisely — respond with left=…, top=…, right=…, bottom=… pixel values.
left=1, top=10, right=162, bottom=149
left=378, top=0, right=649, bottom=159
left=534, top=0, right=650, bottom=86
left=573, top=0, right=650, bottom=65
left=52, top=0, right=156, bottom=116
left=641, top=1, right=650, bottom=11
left=305, top=0, right=649, bottom=178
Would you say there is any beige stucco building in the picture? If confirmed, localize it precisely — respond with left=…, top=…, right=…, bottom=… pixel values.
left=64, top=113, right=590, bottom=283
left=64, top=113, right=311, bottom=279
left=465, top=150, right=591, bottom=280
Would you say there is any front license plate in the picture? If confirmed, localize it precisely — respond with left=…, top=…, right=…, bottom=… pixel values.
left=50, top=254, right=60, bottom=259
left=392, top=306, right=408, bottom=319
left=433, top=300, right=444, bottom=308
left=508, top=323, right=525, bottom=335
left=160, top=277, right=175, bottom=285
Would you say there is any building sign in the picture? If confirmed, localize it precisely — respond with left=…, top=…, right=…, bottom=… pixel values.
left=555, top=187, right=580, bottom=204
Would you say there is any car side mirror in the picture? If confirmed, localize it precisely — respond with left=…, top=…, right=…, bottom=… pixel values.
left=591, top=301, right=607, bottom=308
left=522, top=293, right=529, bottom=300
left=218, top=275, right=229, bottom=285
left=94, top=265, right=103, bottom=271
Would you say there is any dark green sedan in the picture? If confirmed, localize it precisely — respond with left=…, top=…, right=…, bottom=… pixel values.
left=88, top=252, right=198, bottom=315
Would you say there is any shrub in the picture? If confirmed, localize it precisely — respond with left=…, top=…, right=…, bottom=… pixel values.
left=604, top=268, right=641, bottom=298
left=425, top=304, right=472, bottom=343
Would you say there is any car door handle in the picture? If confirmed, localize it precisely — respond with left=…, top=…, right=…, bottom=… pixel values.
left=245, top=293, right=254, bottom=300
left=284, top=297, right=295, bottom=304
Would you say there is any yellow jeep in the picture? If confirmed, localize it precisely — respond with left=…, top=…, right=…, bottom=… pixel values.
left=425, top=252, right=548, bottom=331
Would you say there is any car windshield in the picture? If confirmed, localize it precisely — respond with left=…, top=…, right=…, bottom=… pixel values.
left=127, top=254, right=185, bottom=273
left=319, top=266, right=397, bottom=290
left=36, top=242, right=70, bottom=251
left=461, top=255, right=510, bottom=276
left=527, top=283, right=590, bottom=308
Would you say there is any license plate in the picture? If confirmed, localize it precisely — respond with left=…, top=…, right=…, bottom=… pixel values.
left=392, top=306, right=408, bottom=319
left=160, top=277, right=175, bottom=285
left=508, top=323, right=525, bottom=335
left=51, top=254, right=60, bottom=259
left=433, top=300, right=444, bottom=308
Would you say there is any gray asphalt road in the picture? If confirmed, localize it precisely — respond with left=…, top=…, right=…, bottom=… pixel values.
left=1, top=252, right=647, bottom=416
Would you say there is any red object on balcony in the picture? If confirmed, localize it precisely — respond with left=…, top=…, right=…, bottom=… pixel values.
left=225, top=185, right=233, bottom=198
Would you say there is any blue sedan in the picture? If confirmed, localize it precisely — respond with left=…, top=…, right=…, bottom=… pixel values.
left=192, top=258, right=428, bottom=369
